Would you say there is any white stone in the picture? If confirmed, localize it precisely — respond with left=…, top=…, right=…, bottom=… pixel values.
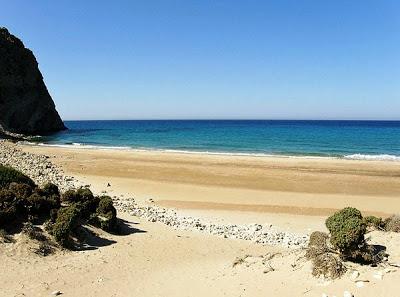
left=343, top=291, right=353, bottom=297
left=350, top=270, right=359, bottom=280
left=373, top=272, right=383, bottom=280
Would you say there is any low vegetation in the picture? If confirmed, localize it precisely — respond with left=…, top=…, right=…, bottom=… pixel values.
left=325, top=207, right=372, bottom=263
left=0, top=165, right=119, bottom=251
left=363, top=215, right=384, bottom=230
left=307, top=207, right=400, bottom=279
left=306, top=231, right=347, bottom=278
left=384, top=215, right=400, bottom=232
left=0, top=165, right=35, bottom=188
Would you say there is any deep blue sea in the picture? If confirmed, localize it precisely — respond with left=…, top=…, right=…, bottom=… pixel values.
left=29, top=120, right=400, bottom=160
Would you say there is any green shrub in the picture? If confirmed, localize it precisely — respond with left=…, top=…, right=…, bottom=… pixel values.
left=52, top=205, right=81, bottom=248
left=0, top=179, right=119, bottom=249
left=96, top=196, right=116, bottom=216
left=49, top=208, right=58, bottom=223
left=73, top=188, right=99, bottom=219
left=8, top=182, right=33, bottom=199
left=363, top=216, right=383, bottom=230
left=384, top=215, right=400, bottom=232
left=76, top=188, right=94, bottom=201
left=61, top=188, right=95, bottom=204
left=0, top=205, right=18, bottom=227
left=41, top=183, right=60, bottom=197
left=76, top=197, right=100, bottom=220
left=61, top=189, right=78, bottom=203
left=325, top=207, right=366, bottom=253
left=0, top=189, right=16, bottom=204
left=61, top=188, right=97, bottom=219
left=47, top=194, right=61, bottom=209
left=95, top=196, right=117, bottom=231
left=26, top=192, right=59, bottom=216
left=0, top=189, right=23, bottom=227
left=0, top=165, right=35, bottom=188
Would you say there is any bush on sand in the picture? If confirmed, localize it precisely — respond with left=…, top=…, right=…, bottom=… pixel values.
left=0, top=166, right=119, bottom=250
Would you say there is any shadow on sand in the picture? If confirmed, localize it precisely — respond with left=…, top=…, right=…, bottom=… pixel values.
left=74, top=218, right=146, bottom=251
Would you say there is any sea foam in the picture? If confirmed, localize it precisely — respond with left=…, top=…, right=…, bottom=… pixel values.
left=344, top=154, right=400, bottom=161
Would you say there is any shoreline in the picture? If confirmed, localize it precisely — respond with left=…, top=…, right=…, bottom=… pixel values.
left=20, top=141, right=400, bottom=162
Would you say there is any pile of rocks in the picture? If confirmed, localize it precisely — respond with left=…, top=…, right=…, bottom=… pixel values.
left=115, top=197, right=309, bottom=248
left=0, top=140, right=78, bottom=192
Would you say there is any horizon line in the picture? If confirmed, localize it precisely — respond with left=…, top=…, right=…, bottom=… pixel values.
left=62, top=118, right=400, bottom=122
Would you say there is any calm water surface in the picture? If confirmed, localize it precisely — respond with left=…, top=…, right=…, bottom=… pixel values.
left=31, top=120, right=400, bottom=160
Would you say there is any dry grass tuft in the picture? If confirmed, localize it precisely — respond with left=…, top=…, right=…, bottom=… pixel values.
left=305, top=231, right=329, bottom=260
left=384, top=215, right=400, bottom=232
left=306, top=231, right=346, bottom=279
left=312, top=253, right=347, bottom=279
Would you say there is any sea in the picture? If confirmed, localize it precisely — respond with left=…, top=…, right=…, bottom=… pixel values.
left=22, top=120, right=400, bottom=161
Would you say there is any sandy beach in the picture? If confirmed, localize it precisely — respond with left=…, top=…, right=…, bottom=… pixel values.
left=22, top=145, right=400, bottom=220
left=1, top=143, right=399, bottom=297
left=2, top=3, right=400, bottom=295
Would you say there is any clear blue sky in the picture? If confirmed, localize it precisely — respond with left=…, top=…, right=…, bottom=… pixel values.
left=1, top=0, right=399, bottom=120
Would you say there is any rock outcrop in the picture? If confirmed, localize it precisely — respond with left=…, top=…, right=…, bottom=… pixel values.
left=0, top=27, right=66, bottom=137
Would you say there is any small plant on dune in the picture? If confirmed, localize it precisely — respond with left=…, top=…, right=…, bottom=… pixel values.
left=94, top=196, right=118, bottom=232
left=61, top=189, right=78, bottom=203
left=0, top=165, right=35, bottom=188
left=306, top=231, right=347, bottom=279
left=325, top=207, right=366, bottom=256
left=26, top=192, right=55, bottom=216
left=305, top=231, right=329, bottom=259
left=325, top=207, right=387, bottom=264
left=0, top=189, right=20, bottom=227
left=74, top=188, right=100, bottom=219
left=312, top=252, right=346, bottom=279
left=49, top=208, right=59, bottom=223
left=21, top=222, right=47, bottom=241
left=308, top=207, right=389, bottom=279
left=34, top=241, right=55, bottom=256
left=384, top=215, right=400, bottom=232
left=61, top=187, right=95, bottom=204
left=41, top=183, right=60, bottom=197
left=8, top=182, right=33, bottom=199
left=363, top=215, right=384, bottom=231
left=96, top=196, right=116, bottom=217
left=51, top=204, right=81, bottom=248
left=76, top=187, right=94, bottom=201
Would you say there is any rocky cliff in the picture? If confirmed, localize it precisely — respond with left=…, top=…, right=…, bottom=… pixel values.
left=0, top=27, right=66, bottom=137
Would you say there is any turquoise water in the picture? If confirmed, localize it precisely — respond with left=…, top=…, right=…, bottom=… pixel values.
left=32, top=120, right=400, bottom=160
